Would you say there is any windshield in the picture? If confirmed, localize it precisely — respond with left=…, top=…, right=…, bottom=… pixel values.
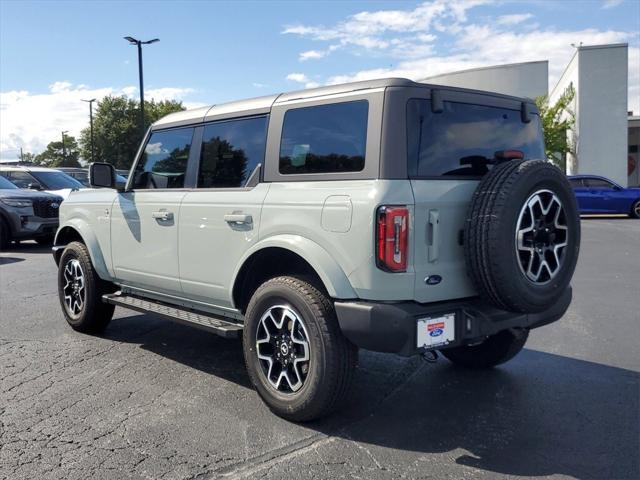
left=31, top=171, right=84, bottom=190
left=0, top=175, right=19, bottom=189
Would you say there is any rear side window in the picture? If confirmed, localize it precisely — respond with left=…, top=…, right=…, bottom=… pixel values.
left=133, top=127, right=194, bottom=189
left=584, top=178, right=615, bottom=188
left=2, top=171, right=37, bottom=188
left=198, top=116, right=267, bottom=188
left=407, top=100, right=545, bottom=178
left=279, top=100, right=368, bottom=175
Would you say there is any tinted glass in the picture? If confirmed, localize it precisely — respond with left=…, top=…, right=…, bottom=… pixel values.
left=585, top=178, right=615, bottom=188
left=0, top=175, right=18, bottom=189
left=198, top=116, right=267, bottom=188
left=31, top=171, right=84, bottom=189
left=133, top=127, right=193, bottom=189
left=1, top=171, right=37, bottom=188
left=569, top=179, right=584, bottom=189
left=279, top=100, right=368, bottom=174
left=407, top=100, right=546, bottom=177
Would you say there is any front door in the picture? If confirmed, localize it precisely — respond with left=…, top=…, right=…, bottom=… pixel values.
left=111, top=126, right=195, bottom=295
left=178, top=115, right=269, bottom=308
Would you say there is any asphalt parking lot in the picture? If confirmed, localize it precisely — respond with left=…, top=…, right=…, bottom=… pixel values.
left=1, top=218, right=638, bottom=480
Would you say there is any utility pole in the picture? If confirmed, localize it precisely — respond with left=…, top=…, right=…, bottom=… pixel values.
left=20, top=147, right=23, bottom=162
left=82, top=98, right=96, bottom=162
left=124, top=36, right=159, bottom=138
left=61, top=130, right=68, bottom=164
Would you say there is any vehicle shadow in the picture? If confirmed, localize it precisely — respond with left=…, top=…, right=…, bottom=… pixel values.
left=0, top=256, right=25, bottom=265
left=106, top=314, right=639, bottom=480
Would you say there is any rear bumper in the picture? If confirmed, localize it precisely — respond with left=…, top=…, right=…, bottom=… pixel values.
left=335, top=286, right=572, bottom=356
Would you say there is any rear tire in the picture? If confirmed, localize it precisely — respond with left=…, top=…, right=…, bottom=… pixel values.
left=441, top=329, right=529, bottom=369
left=243, top=276, right=357, bottom=422
left=57, top=241, right=115, bottom=334
left=630, top=200, right=640, bottom=219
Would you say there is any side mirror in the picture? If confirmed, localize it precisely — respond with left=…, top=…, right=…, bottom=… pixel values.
left=89, top=162, right=117, bottom=189
left=27, top=182, right=42, bottom=190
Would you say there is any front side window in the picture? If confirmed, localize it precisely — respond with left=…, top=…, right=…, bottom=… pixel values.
left=407, top=99, right=546, bottom=177
left=198, top=116, right=267, bottom=188
left=569, top=179, right=584, bottom=189
left=279, top=100, right=368, bottom=175
left=133, top=127, right=194, bottom=189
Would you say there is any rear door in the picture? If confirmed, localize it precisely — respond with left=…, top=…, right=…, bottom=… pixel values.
left=406, top=95, right=546, bottom=303
left=178, top=116, right=269, bottom=308
left=583, top=177, right=623, bottom=213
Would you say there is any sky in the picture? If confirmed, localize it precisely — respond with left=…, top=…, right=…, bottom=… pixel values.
left=1, top=0, right=639, bottom=160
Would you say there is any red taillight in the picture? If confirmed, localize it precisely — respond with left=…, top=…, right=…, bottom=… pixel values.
left=376, top=206, right=408, bottom=272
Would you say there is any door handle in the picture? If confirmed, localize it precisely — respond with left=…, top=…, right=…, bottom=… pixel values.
left=152, top=210, right=173, bottom=221
left=428, top=210, right=440, bottom=262
left=224, top=213, right=252, bottom=225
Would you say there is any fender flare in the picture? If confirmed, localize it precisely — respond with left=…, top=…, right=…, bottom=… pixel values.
left=230, top=234, right=357, bottom=301
left=54, top=219, right=111, bottom=281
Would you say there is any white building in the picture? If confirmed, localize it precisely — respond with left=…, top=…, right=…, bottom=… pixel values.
left=420, top=43, right=636, bottom=187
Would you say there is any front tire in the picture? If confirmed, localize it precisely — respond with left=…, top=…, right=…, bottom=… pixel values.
left=243, top=276, right=357, bottom=422
left=441, top=329, right=529, bottom=369
left=57, top=241, right=115, bottom=334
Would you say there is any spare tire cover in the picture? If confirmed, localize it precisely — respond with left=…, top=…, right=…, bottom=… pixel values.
left=464, top=160, right=580, bottom=313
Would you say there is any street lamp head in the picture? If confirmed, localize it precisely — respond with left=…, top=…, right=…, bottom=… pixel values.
left=81, top=98, right=96, bottom=103
left=62, top=130, right=68, bottom=135
left=124, top=36, right=138, bottom=45
left=143, top=38, right=160, bottom=44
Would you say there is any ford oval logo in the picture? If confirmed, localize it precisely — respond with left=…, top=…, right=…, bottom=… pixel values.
left=425, top=275, right=442, bottom=285
left=429, top=328, right=443, bottom=337
left=51, top=203, right=59, bottom=208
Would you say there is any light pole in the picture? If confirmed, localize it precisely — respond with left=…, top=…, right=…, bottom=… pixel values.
left=61, top=130, right=68, bottom=164
left=124, top=36, right=159, bottom=138
left=81, top=98, right=96, bottom=163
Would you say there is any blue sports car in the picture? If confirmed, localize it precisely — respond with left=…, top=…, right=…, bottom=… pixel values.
left=568, top=175, right=640, bottom=218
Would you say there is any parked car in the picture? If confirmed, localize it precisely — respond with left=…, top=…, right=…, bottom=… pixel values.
left=52, top=79, right=580, bottom=421
left=57, top=167, right=127, bottom=188
left=569, top=175, right=640, bottom=218
left=0, top=166, right=83, bottom=199
left=0, top=175, right=62, bottom=249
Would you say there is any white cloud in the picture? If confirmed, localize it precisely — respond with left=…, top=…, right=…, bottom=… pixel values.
left=0, top=82, right=198, bottom=160
left=496, top=13, right=533, bottom=25
left=300, top=49, right=327, bottom=61
left=283, top=1, right=639, bottom=114
left=286, top=73, right=319, bottom=89
left=602, top=0, right=624, bottom=9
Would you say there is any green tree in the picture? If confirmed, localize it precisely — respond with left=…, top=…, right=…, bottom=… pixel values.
left=535, top=84, right=576, bottom=171
left=21, top=152, right=36, bottom=163
left=34, top=136, right=81, bottom=167
left=78, top=96, right=185, bottom=169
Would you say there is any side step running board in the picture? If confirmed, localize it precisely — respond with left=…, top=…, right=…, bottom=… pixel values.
left=102, top=292, right=243, bottom=338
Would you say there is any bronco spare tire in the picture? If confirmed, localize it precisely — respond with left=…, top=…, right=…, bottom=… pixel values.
left=464, top=160, right=580, bottom=313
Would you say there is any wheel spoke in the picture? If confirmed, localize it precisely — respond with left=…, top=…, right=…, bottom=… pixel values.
left=515, top=190, right=568, bottom=284
left=255, top=305, right=311, bottom=395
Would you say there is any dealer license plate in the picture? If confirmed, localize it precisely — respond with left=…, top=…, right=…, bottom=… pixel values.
left=417, top=313, right=455, bottom=349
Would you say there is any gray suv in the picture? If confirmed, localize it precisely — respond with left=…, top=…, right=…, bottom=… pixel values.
left=53, top=79, right=580, bottom=421
left=0, top=175, right=62, bottom=249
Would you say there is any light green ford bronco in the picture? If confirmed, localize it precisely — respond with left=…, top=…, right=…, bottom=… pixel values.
left=53, top=79, right=580, bottom=421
